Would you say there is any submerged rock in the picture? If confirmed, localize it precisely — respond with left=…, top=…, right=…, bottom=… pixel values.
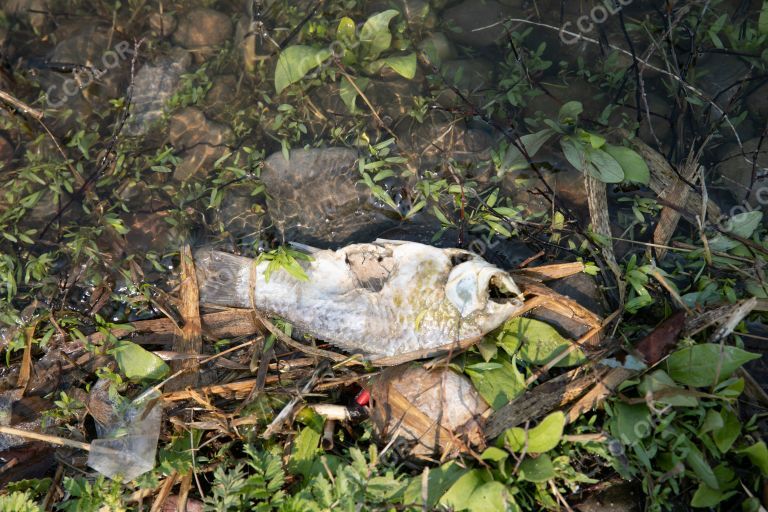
left=173, top=8, right=232, bottom=61
left=125, top=50, right=191, bottom=137
left=261, top=147, right=392, bottom=245
left=169, top=107, right=234, bottom=181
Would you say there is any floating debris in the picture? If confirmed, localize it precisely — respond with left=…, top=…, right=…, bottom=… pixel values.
left=195, top=240, right=525, bottom=360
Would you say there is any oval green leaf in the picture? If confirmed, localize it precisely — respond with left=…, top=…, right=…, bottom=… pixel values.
left=359, top=9, right=399, bottom=60
left=504, top=411, right=565, bottom=453
left=112, top=340, right=169, bottom=382
left=666, top=344, right=760, bottom=388
left=274, top=45, right=332, bottom=93
left=603, top=144, right=650, bottom=184
left=495, top=317, right=585, bottom=367
left=372, top=53, right=417, bottom=79
left=518, top=454, right=555, bottom=482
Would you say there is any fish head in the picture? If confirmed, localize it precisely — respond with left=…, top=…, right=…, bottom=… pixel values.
left=445, top=257, right=524, bottom=329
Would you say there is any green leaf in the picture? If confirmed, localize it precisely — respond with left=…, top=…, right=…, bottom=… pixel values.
left=518, top=454, right=555, bottom=482
left=701, top=409, right=724, bottom=433
left=638, top=370, right=698, bottom=407
left=288, top=424, right=322, bottom=478
left=336, top=16, right=356, bottom=44
left=603, top=144, right=650, bottom=184
left=759, top=1, right=768, bottom=34
left=504, top=411, right=564, bottom=453
left=479, top=447, right=508, bottom=463
left=737, top=441, right=768, bottom=476
left=465, top=356, right=525, bottom=410
left=274, top=45, right=332, bottom=93
left=371, top=53, right=417, bottom=79
left=686, top=442, right=719, bottom=490
left=666, top=344, right=761, bottom=387
left=500, top=129, right=555, bottom=174
left=691, top=467, right=738, bottom=510
left=339, top=76, right=369, bottom=113
left=111, top=340, right=169, bottom=382
left=558, top=101, right=583, bottom=124
left=359, top=9, right=399, bottom=60
left=467, top=481, right=515, bottom=512
left=713, top=408, right=741, bottom=453
left=439, top=469, right=487, bottom=510
left=403, top=462, right=466, bottom=509
left=494, top=317, right=585, bottom=367
left=610, top=402, right=651, bottom=444
left=586, top=147, right=624, bottom=183
left=728, top=210, right=763, bottom=238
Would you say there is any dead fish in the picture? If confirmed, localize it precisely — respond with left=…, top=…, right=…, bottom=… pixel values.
left=195, top=240, right=524, bottom=359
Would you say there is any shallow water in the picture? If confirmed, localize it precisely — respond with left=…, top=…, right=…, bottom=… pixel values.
left=0, top=0, right=766, bottom=321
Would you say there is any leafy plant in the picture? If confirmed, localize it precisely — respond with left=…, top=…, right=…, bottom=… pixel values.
left=256, top=245, right=313, bottom=282
left=274, top=9, right=416, bottom=112
left=604, top=342, right=762, bottom=510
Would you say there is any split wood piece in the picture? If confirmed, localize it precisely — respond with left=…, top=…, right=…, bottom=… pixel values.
left=87, top=308, right=263, bottom=346
left=16, top=326, right=35, bottom=391
left=168, top=245, right=203, bottom=391
left=485, top=366, right=606, bottom=439
left=651, top=161, right=702, bottom=261
left=511, top=262, right=585, bottom=281
left=616, top=128, right=721, bottom=221
left=585, top=174, right=626, bottom=303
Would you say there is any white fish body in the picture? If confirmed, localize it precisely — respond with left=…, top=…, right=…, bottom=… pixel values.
left=195, top=240, right=524, bottom=358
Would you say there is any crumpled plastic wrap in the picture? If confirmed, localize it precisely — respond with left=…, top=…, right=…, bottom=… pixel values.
left=87, top=389, right=163, bottom=482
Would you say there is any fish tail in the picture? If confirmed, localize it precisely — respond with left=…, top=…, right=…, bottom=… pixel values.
left=194, top=250, right=254, bottom=308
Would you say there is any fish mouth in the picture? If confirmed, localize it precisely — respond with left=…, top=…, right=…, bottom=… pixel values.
left=487, top=273, right=525, bottom=306
left=446, top=260, right=524, bottom=317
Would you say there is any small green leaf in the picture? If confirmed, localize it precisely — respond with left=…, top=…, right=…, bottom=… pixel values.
left=439, top=469, right=487, bottom=510
left=494, top=317, right=585, bottom=367
left=504, top=411, right=564, bottom=453
left=479, top=447, right=508, bottom=463
left=111, top=340, right=169, bottom=382
left=359, top=9, right=399, bottom=60
left=603, top=144, right=650, bottom=184
left=638, top=370, right=698, bottom=407
left=403, top=462, right=466, bottom=509
left=610, top=402, right=651, bottom=444
left=701, top=409, right=724, bottom=433
left=713, top=408, right=741, bottom=453
left=500, top=129, right=555, bottom=174
left=518, top=454, right=555, bottom=482
left=465, top=356, right=525, bottom=410
left=467, top=481, right=515, bottom=512
left=759, top=1, right=768, bottom=34
left=558, top=101, right=583, bottom=124
left=274, top=46, right=332, bottom=93
left=686, top=442, right=719, bottom=490
left=339, top=76, right=369, bottom=113
left=371, top=53, right=417, bottom=79
left=737, top=441, right=768, bottom=476
left=727, top=211, right=762, bottom=238
left=586, top=147, right=624, bottom=183
left=336, top=16, right=356, bottom=43
left=666, top=344, right=760, bottom=387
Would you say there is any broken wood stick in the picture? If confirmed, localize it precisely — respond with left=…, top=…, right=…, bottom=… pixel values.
left=168, top=245, right=203, bottom=391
